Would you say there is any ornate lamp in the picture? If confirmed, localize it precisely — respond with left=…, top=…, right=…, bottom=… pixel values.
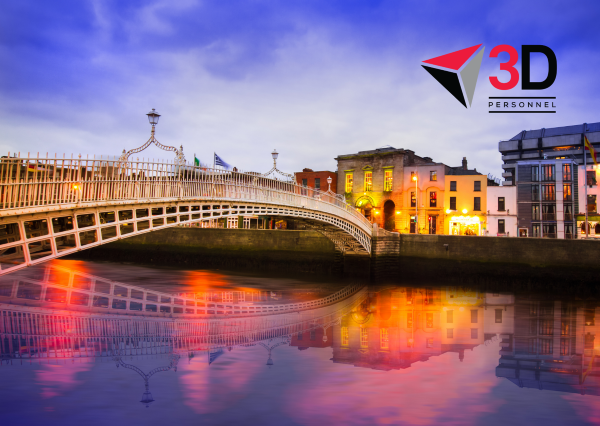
left=327, top=176, right=332, bottom=192
left=118, top=109, right=185, bottom=167
left=146, top=109, right=161, bottom=127
left=263, top=149, right=294, bottom=181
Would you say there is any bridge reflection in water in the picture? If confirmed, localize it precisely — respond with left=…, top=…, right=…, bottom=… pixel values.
left=1, top=269, right=599, bottom=417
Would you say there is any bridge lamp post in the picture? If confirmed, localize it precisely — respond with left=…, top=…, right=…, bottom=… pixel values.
left=327, top=176, right=332, bottom=192
left=147, top=108, right=161, bottom=130
left=412, top=174, right=418, bottom=233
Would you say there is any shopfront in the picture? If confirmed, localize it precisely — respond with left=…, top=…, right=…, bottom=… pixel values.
left=448, top=215, right=483, bottom=236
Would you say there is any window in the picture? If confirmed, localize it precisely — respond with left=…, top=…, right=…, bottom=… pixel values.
left=447, top=310, right=453, bottom=323
left=430, top=192, right=437, bottom=207
left=471, top=328, right=478, bottom=339
left=498, top=197, right=505, bottom=211
left=310, top=329, right=316, bottom=341
left=360, top=327, right=368, bottom=348
left=531, top=166, right=539, bottom=182
left=471, top=310, right=478, bottom=323
left=407, top=312, right=413, bottom=328
left=564, top=204, right=573, bottom=221
left=380, top=328, right=389, bottom=350
left=430, top=171, right=437, bottom=181
left=426, top=338, right=433, bottom=348
left=426, top=313, right=433, bottom=328
left=450, top=197, right=456, bottom=210
left=563, top=164, right=572, bottom=181
left=543, top=223, right=557, bottom=238
left=345, top=173, right=353, bottom=193
left=315, top=178, right=320, bottom=190
left=587, top=170, right=596, bottom=186
left=302, top=179, right=307, bottom=187
left=447, top=329, right=454, bottom=338
left=532, top=205, right=540, bottom=221
left=450, top=181, right=457, bottom=191
left=532, top=224, right=541, bottom=237
left=541, top=164, right=555, bottom=181
left=495, top=309, right=503, bottom=323
left=384, top=170, right=393, bottom=191
left=411, top=191, right=416, bottom=207
left=297, top=332, right=303, bottom=341
left=474, top=197, right=481, bottom=211
left=498, top=219, right=505, bottom=234
left=531, top=185, right=540, bottom=201
left=588, top=194, right=597, bottom=212
left=542, top=204, right=556, bottom=221
left=341, top=327, right=349, bottom=346
left=565, top=223, right=574, bottom=239
left=474, top=181, right=481, bottom=191
left=563, top=184, right=572, bottom=201
left=542, top=184, right=555, bottom=201
left=364, top=171, right=372, bottom=192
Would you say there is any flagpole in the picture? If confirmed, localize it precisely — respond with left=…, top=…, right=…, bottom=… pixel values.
left=585, top=134, right=589, bottom=239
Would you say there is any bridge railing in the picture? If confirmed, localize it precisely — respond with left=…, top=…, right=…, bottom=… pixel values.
left=0, top=155, right=371, bottom=231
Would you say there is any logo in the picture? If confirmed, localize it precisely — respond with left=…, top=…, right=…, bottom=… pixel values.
left=422, top=44, right=485, bottom=108
left=422, top=44, right=557, bottom=113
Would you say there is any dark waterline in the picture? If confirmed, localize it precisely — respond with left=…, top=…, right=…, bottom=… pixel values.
left=1, top=260, right=599, bottom=426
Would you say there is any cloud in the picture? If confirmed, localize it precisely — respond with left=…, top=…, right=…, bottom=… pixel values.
left=1, top=0, right=600, bottom=179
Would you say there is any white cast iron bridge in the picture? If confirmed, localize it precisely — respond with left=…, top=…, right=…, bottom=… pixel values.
left=0, top=145, right=372, bottom=275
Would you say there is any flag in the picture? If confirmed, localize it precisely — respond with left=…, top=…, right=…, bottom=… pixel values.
left=584, top=135, right=598, bottom=166
left=194, top=154, right=200, bottom=167
left=214, top=153, right=231, bottom=170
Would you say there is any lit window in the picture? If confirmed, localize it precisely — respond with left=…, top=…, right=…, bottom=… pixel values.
left=430, top=192, right=437, bottom=207
left=411, top=192, right=416, bottom=207
left=426, top=313, right=433, bottom=328
left=315, top=178, right=320, bottom=190
left=407, top=312, right=413, bottom=328
left=345, top=173, right=353, bottom=193
left=430, top=171, right=437, bottom=181
left=380, top=328, right=389, bottom=350
left=384, top=170, right=393, bottom=191
left=360, top=327, right=368, bottom=348
left=364, top=171, right=372, bottom=192
left=341, top=327, right=349, bottom=346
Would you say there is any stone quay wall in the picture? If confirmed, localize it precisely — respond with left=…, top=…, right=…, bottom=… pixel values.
left=72, top=227, right=344, bottom=275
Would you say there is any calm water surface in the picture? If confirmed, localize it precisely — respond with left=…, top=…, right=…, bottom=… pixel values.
left=1, top=260, right=599, bottom=425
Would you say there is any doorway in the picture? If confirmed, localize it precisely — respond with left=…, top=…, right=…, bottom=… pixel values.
left=428, top=215, right=437, bottom=234
left=383, top=200, right=396, bottom=231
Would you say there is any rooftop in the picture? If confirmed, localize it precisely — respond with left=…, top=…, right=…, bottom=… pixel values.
left=508, top=122, right=600, bottom=141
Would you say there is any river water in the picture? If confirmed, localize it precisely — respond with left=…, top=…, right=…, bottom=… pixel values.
left=1, top=260, right=599, bottom=425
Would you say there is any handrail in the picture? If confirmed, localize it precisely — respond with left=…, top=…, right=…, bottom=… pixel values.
left=0, top=155, right=370, bottom=231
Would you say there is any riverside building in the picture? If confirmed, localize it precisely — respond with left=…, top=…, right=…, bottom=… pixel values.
left=498, top=122, right=600, bottom=239
left=335, top=147, right=434, bottom=231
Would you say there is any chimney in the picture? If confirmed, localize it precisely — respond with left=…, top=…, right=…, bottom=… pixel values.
left=462, top=157, right=467, bottom=170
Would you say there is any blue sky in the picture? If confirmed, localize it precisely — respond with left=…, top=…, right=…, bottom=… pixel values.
left=2, top=0, right=600, bottom=178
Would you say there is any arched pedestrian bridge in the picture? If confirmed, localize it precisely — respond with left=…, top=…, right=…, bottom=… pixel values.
left=0, top=154, right=372, bottom=275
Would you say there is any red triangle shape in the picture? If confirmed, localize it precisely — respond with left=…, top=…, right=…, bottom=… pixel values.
left=422, top=44, right=482, bottom=71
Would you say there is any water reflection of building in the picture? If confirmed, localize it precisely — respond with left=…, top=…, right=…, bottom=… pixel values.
left=290, top=327, right=333, bottom=350
left=496, top=297, right=600, bottom=395
left=332, top=287, right=497, bottom=370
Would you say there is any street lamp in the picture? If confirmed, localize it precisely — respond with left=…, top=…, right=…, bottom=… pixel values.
left=146, top=108, right=161, bottom=127
left=327, top=176, right=332, bottom=192
left=263, top=149, right=294, bottom=181
left=271, top=149, right=279, bottom=161
left=412, top=173, right=418, bottom=233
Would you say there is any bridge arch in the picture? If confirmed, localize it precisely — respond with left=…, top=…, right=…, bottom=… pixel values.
left=0, top=156, right=372, bottom=274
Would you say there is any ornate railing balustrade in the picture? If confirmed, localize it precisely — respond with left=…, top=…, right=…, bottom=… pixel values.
left=0, top=155, right=372, bottom=273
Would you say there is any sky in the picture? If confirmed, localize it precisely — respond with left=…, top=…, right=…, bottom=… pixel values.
left=2, top=0, right=600, bottom=179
